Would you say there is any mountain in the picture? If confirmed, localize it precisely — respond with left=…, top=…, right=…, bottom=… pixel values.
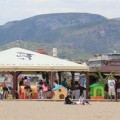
left=0, top=13, right=120, bottom=60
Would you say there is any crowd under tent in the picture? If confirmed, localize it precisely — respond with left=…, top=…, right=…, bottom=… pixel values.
left=0, top=47, right=89, bottom=98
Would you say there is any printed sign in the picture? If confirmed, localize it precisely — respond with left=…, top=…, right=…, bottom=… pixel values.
left=16, top=52, right=34, bottom=60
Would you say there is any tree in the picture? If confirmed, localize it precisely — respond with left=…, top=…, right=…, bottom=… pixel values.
left=91, top=67, right=108, bottom=86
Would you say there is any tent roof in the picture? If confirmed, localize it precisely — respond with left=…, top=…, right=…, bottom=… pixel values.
left=0, top=47, right=88, bottom=72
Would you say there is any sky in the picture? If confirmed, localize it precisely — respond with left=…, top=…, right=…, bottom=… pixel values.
left=0, top=0, right=120, bottom=25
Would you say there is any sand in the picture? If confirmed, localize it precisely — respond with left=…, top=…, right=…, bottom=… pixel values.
left=0, top=100, right=120, bottom=120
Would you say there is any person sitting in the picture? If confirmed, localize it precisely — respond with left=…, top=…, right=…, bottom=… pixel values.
left=65, top=90, right=90, bottom=105
left=65, top=91, right=76, bottom=104
left=76, top=93, right=91, bottom=105
left=77, top=83, right=90, bottom=105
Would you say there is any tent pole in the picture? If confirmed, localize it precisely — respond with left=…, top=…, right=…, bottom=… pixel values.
left=85, top=72, right=90, bottom=99
left=46, top=72, right=49, bottom=84
left=71, top=71, right=75, bottom=90
left=50, top=71, right=57, bottom=87
left=12, top=71, right=19, bottom=99
left=58, top=71, right=62, bottom=84
left=50, top=71, right=53, bottom=88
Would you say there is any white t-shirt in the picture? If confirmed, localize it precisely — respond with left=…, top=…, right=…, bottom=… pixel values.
left=108, top=79, right=115, bottom=89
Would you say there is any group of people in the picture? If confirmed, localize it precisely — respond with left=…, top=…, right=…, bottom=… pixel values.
left=36, top=80, right=51, bottom=99
left=64, top=74, right=120, bottom=105
left=18, top=74, right=120, bottom=101
left=65, top=81, right=90, bottom=105
left=0, top=73, right=119, bottom=102
left=19, top=76, right=52, bottom=99
left=52, top=78, right=90, bottom=105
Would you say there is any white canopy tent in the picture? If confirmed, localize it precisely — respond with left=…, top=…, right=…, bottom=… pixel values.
left=0, top=47, right=89, bottom=99
left=0, top=47, right=88, bottom=72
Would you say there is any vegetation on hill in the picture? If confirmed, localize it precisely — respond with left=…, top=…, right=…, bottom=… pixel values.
left=0, top=13, right=120, bottom=60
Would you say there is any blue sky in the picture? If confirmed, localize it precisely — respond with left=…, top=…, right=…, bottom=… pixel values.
left=0, top=0, right=120, bottom=25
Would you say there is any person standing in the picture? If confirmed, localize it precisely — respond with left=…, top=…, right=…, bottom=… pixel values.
left=78, top=82, right=86, bottom=103
left=77, top=82, right=90, bottom=105
left=108, top=75, right=116, bottom=101
left=2, top=78, right=8, bottom=99
left=61, top=78, right=68, bottom=88
left=116, top=79, right=120, bottom=99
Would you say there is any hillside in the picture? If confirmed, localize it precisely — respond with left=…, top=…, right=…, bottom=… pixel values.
left=0, top=13, right=120, bottom=60
left=0, top=40, right=91, bottom=61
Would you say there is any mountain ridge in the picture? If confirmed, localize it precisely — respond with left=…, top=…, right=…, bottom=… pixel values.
left=0, top=13, right=120, bottom=60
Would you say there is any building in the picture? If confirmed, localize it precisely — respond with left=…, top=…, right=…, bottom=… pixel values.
left=88, top=53, right=120, bottom=73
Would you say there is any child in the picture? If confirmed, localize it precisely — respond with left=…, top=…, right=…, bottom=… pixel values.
left=39, top=86, right=44, bottom=99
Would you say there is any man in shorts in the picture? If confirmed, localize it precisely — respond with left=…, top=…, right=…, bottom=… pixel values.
left=108, top=75, right=116, bottom=101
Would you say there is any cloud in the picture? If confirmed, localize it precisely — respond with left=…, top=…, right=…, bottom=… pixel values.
left=21, top=0, right=44, bottom=2
left=0, top=0, right=120, bottom=25
left=22, top=0, right=120, bottom=19
left=21, top=0, right=56, bottom=3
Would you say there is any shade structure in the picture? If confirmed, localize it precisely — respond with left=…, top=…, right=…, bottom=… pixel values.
left=0, top=47, right=88, bottom=72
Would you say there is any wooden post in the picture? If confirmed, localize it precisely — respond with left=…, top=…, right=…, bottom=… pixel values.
left=71, top=71, right=75, bottom=90
left=58, top=71, right=62, bottom=84
left=12, top=72, right=18, bottom=99
left=46, top=72, right=49, bottom=84
left=85, top=72, right=90, bottom=99
left=50, top=71, right=53, bottom=88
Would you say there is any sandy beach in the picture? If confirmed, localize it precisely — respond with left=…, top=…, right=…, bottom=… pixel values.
left=0, top=100, right=120, bottom=120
